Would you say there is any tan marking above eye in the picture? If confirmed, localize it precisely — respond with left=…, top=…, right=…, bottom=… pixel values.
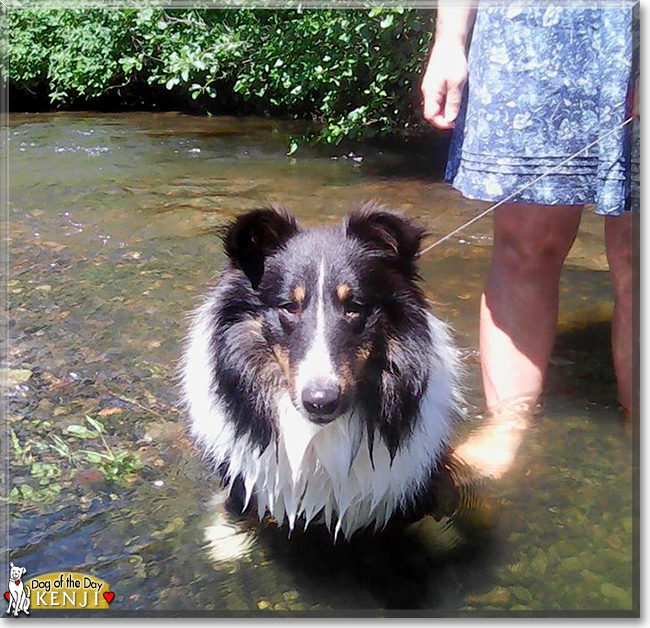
left=292, top=285, right=306, bottom=304
left=336, top=284, right=351, bottom=302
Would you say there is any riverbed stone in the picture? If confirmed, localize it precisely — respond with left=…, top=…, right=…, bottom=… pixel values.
left=467, top=587, right=511, bottom=607
left=1, top=368, right=33, bottom=386
left=600, top=583, right=632, bottom=609
left=530, top=548, right=548, bottom=575
left=282, top=590, right=299, bottom=602
left=510, top=585, right=533, bottom=603
left=559, top=556, right=582, bottom=573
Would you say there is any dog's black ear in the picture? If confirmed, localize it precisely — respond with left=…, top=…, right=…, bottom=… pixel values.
left=346, top=202, right=427, bottom=272
left=222, top=204, right=298, bottom=287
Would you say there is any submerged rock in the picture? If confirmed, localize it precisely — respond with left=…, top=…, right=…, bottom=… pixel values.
left=600, top=583, right=632, bottom=609
left=510, top=585, right=533, bottom=603
left=467, top=587, right=511, bottom=607
left=1, top=368, right=33, bottom=386
left=530, top=548, right=548, bottom=575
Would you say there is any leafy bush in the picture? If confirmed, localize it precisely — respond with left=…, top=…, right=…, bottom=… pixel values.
left=6, top=7, right=435, bottom=145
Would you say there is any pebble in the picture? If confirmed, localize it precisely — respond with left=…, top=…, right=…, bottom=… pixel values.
left=552, top=540, right=577, bottom=558
left=510, top=585, right=533, bottom=603
left=580, top=569, right=602, bottom=585
left=74, top=468, right=105, bottom=485
left=467, top=586, right=511, bottom=606
left=600, top=583, right=632, bottom=608
left=283, top=590, right=299, bottom=602
left=98, top=406, right=124, bottom=417
left=531, top=549, right=548, bottom=575
left=1, top=368, right=33, bottom=387
left=559, top=556, right=581, bottom=573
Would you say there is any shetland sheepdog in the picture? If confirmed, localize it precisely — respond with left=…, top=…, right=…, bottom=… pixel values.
left=182, top=202, right=462, bottom=541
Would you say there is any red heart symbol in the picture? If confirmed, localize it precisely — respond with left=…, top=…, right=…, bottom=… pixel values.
left=4, top=592, right=9, bottom=602
left=103, top=592, right=114, bottom=604
left=15, top=581, right=19, bottom=585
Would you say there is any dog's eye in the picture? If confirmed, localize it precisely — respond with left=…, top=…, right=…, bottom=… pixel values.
left=281, top=302, right=300, bottom=315
left=343, top=301, right=363, bottom=319
left=279, top=302, right=300, bottom=335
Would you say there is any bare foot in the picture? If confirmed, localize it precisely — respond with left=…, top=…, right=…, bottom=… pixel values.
left=452, top=396, right=537, bottom=480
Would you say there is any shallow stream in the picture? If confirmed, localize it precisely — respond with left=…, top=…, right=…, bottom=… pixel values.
left=5, top=112, right=635, bottom=614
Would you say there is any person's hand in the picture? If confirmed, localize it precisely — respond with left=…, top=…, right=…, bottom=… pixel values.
left=421, top=39, right=468, bottom=129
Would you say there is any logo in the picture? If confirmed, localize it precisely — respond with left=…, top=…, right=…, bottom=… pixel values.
left=6, top=562, right=30, bottom=616
left=5, top=567, right=114, bottom=613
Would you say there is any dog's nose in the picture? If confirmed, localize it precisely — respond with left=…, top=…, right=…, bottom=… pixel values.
left=302, top=382, right=341, bottom=420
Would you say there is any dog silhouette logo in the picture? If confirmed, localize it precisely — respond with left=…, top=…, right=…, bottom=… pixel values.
left=6, top=562, right=30, bottom=616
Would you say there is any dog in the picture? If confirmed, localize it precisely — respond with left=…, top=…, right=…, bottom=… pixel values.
left=7, top=562, right=30, bottom=616
left=182, top=202, right=462, bottom=541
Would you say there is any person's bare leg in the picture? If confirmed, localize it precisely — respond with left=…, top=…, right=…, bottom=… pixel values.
left=605, top=213, right=633, bottom=413
left=480, top=203, right=584, bottom=408
left=454, top=203, right=583, bottom=479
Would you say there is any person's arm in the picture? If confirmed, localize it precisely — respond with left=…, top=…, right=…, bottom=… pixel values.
left=421, top=3, right=477, bottom=129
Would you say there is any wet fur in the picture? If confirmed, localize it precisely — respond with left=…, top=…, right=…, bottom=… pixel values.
left=182, top=202, right=463, bottom=540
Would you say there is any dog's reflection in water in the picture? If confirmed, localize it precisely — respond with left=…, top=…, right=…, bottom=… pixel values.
left=203, top=491, right=257, bottom=564
left=202, top=453, right=494, bottom=608
left=201, top=397, right=539, bottom=570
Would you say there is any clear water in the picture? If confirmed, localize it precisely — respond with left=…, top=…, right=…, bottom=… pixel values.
left=5, top=112, right=636, bottom=615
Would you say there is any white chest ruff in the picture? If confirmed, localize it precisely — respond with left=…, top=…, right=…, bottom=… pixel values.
left=184, top=304, right=461, bottom=540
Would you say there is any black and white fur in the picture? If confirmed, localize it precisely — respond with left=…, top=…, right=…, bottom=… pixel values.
left=182, top=203, right=462, bottom=541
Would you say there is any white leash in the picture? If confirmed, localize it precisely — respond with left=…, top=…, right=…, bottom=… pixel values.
left=418, top=116, right=635, bottom=257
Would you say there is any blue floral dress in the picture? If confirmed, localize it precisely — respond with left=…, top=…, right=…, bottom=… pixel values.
left=445, top=3, right=639, bottom=216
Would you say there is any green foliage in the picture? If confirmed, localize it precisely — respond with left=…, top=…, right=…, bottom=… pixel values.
left=6, top=7, right=435, bottom=144
left=75, top=415, right=143, bottom=482
left=8, top=415, right=142, bottom=505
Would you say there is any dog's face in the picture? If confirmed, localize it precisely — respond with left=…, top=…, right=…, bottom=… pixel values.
left=9, top=563, right=25, bottom=582
left=221, top=203, right=428, bottom=430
